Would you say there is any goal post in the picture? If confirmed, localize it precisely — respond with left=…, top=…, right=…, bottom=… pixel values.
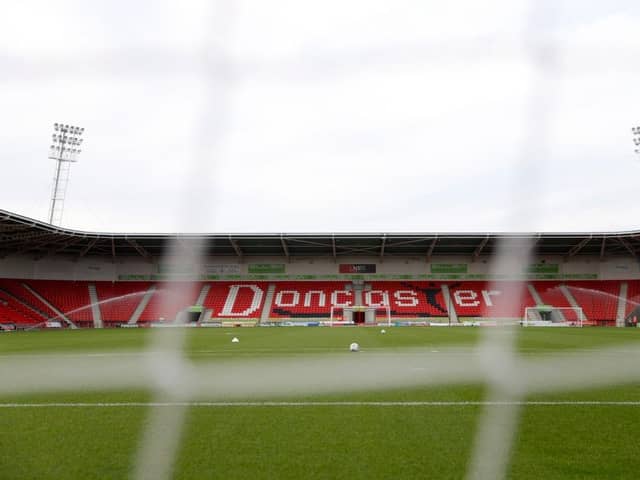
left=522, top=306, right=585, bottom=327
left=329, top=306, right=391, bottom=326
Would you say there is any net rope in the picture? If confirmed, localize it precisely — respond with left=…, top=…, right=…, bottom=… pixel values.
left=3, top=1, right=640, bottom=479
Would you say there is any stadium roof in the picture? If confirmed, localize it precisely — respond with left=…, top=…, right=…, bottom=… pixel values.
left=1, top=209, right=639, bottom=261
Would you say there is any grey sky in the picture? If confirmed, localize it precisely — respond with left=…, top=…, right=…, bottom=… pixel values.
left=1, top=0, right=639, bottom=233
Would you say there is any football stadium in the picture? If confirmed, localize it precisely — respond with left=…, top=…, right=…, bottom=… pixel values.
left=3, top=211, right=640, bottom=479
left=3, top=1, right=640, bottom=479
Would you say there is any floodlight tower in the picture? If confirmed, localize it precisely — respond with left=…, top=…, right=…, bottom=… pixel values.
left=47, top=123, right=84, bottom=225
left=633, top=126, right=640, bottom=157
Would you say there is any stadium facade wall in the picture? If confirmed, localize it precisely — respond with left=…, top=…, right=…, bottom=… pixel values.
left=0, top=254, right=637, bottom=281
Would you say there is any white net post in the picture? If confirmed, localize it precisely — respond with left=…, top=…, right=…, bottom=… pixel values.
left=329, top=306, right=342, bottom=326
left=375, top=306, right=391, bottom=327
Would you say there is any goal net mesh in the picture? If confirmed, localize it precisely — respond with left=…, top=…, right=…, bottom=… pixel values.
left=523, top=306, right=585, bottom=327
left=2, top=1, right=640, bottom=480
left=329, top=306, right=392, bottom=326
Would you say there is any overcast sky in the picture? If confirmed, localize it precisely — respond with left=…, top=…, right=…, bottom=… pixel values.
left=1, top=0, right=640, bottom=233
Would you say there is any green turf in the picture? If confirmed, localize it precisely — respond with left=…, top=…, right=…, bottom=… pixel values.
left=1, top=327, right=640, bottom=479
left=510, top=401, right=640, bottom=479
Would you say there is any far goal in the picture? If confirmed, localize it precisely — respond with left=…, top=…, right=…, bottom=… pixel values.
left=522, top=306, right=585, bottom=327
left=329, top=306, right=391, bottom=326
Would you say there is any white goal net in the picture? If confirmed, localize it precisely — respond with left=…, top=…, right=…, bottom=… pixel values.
left=523, top=306, right=585, bottom=327
left=4, top=1, right=640, bottom=479
left=329, top=306, right=392, bottom=326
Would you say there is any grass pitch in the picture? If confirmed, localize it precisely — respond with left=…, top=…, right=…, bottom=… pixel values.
left=2, top=327, right=640, bottom=479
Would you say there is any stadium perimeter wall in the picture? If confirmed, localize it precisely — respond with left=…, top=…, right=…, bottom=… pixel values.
left=0, top=255, right=637, bottom=281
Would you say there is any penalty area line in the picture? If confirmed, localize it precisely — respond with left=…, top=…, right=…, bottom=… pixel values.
left=1, top=401, right=640, bottom=408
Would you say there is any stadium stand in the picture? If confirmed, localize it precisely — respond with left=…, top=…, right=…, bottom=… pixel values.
left=0, top=210, right=638, bottom=330
left=138, top=282, right=203, bottom=323
left=27, top=280, right=92, bottom=324
left=365, top=281, right=449, bottom=318
left=95, top=281, right=150, bottom=324
left=0, top=279, right=635, bottom=327
left=0, top=279, right=58, bottom=320
left=449, top=281, right=537, bottom=319
left=625, top=280, right=640, bottom=318
left=530, top=281, right=580, bottom=322
left=565, top=281, right=621, bottom=326
left=269, top=282, right=351, bottom=319
left=204, top=282, right=269, bottom=319
left=0, top=290, right=43, bottom=325
left=533, top=282, right=572, bottom=309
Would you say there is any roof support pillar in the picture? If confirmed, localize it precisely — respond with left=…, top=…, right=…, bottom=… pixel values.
left=618, top=237, right=637, bottom=259
left=280, top=235, right=290, bottom=262
left=229, top=236, right=243, bottom=261
left=332, top=234, right=337, bottom=262
left=565, top=236, right=592, bottom=260
left=426, top=236, right=438, bottom=262
left=75, top=238, right=99, bottom=261
left=473, top=235, right=490, bottom=261
left=127, top=238, right=152, bottom=262
left=600, top=236, right=607, bottom=260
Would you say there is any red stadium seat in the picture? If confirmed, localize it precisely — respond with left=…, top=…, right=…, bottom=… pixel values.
left=0, top=279, right=627, bottom=326
left=95, top=281, right=151, bottom=324
left=26, top=280, right=92, bottom=323
left=449, top=281, right=537, bottom=319
left=269, top=282, right=351, bottom=319
left=204, top=282, right=269, bottom=319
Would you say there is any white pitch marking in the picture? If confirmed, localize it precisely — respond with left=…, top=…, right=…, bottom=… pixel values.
left=1, top=401, right=640, bottom=408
